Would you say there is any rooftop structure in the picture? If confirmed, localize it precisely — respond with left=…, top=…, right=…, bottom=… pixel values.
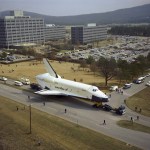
left=10, top=10, right=24, bottom=17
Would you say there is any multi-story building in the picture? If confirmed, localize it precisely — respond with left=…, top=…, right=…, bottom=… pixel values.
left=71, top=24, right=107, bottom=44
left=0, top=10, right=45, bottom=48
left=44, top=24, right=66, bottom=41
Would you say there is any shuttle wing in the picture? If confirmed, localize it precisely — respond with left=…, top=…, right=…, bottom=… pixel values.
left=35, top=89, right=86, bottom=99
left=35, top=89, right=67, bottom=96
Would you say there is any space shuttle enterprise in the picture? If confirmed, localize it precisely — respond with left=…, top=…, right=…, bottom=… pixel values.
left=35, top=58, right=109, bottom=102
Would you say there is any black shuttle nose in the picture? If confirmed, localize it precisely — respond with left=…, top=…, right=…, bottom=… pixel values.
left=92, top=95, right=108, bottom=102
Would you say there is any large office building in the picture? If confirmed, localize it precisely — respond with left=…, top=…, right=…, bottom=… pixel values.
left=44, top=24, right=66, bottom=41
left=71, top=24, right=107, bottom=44
left=0, top=10, right=45, bottom=48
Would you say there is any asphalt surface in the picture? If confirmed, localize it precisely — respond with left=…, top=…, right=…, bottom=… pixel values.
left=0, top=77, right=150, bottom=150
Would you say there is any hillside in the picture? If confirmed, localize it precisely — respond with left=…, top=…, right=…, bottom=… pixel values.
left=0, top=4, right=150, bottom=25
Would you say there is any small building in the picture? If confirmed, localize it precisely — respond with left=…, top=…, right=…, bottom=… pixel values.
left=71, top=24, right=107, bottom=44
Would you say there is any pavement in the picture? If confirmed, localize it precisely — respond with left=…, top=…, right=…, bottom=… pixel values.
left=0, top=76, right=150, bottom=150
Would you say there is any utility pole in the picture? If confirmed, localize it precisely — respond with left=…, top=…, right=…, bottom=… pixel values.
left=29, top=104, right=32, bottom=134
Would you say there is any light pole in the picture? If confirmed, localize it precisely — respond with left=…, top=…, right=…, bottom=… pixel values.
left=29, top=104, right=32, bottom=134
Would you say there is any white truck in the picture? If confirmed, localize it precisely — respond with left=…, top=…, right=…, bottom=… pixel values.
left=20, top=78, right=30, bottom=85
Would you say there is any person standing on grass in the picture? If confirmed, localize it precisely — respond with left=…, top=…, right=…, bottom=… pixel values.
left=140, top=108, right=142, bottom=113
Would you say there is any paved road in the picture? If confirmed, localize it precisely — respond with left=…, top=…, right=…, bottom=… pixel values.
left=0, top=77, right=150, bottom=150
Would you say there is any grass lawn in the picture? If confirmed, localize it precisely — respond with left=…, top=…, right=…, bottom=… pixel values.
left=126, top=87, right=150, bottom=117
left=117, top=120, right=150, bottom=134
left=0, top=60, right=118, bottom=87
left=0, top=96, right=140, bottom=150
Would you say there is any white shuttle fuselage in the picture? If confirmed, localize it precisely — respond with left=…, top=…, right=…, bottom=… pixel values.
left=35, top=59, right=109, bottom=102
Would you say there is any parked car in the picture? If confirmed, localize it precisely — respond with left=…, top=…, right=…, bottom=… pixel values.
left=133, top=79, right=144, bottom=84
left=14, top=81, right=23, bottom=86
left=145, top=81, right=150, bottom=87
left=138, top=77, right=145, bottom=80
left=146, top=73, right=150, bottom=77
left=109, top=85, right=118, bottom=91
left=0, top=76, right=7, bottom=81
left=123, top=83, right=132, bottom=89
left=133, top=79, right=138, bottom=84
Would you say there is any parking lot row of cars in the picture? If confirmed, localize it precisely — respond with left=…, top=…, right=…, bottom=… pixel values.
left=0, top=53, right=34, bottom=63
left=56, top=36, right=150, bottom=62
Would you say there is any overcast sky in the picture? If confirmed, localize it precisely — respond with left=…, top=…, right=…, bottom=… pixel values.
left=0, top=0, right=150, bottom=16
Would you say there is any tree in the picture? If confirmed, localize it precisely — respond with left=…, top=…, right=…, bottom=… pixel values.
left=48, top=51, right=56, bottom=59
left=129, top=63, right=140, bottom=79
left=90, top=62, right=97, bottom=75
left=146, top=52, right=150, bottom=69
left=116, top=68, right=124, bottom=85
left=1, top=52, right=7, bottom=58
left=117, top=59, right=129, bottom=70
left=117, top=59, right=131, bottom=82
left=86, top=56, right=95, bottom=65
left=147, top=52, right=150, bottom=62
left=79, top=60, right=87, bottom=70
left=97, top=57, right=117, bottom=86
left=136, top=55, right=147, bottom=75
left=109, top=25, right=150, bottom=37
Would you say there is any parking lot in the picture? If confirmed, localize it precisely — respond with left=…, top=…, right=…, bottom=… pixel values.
left=57, top=36, right=150, bottom=62
left=0, top=52, right=35, bottom=64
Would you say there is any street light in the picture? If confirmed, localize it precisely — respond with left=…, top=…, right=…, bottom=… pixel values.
left=29, top=104, right=32, bottom=134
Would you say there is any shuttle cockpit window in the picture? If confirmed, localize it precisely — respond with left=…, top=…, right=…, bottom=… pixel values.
left=93, top=88, right=98, bottom=92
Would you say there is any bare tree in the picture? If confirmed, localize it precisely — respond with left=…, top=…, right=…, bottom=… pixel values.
left=79, top=60, right=87, bottom=71
left=90, top=62, right=97, bottom=75
left=97, top=57, right=117, bottom=86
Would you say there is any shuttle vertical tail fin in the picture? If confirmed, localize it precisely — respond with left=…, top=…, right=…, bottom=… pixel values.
left=43, top=58, right=59, bottom=78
